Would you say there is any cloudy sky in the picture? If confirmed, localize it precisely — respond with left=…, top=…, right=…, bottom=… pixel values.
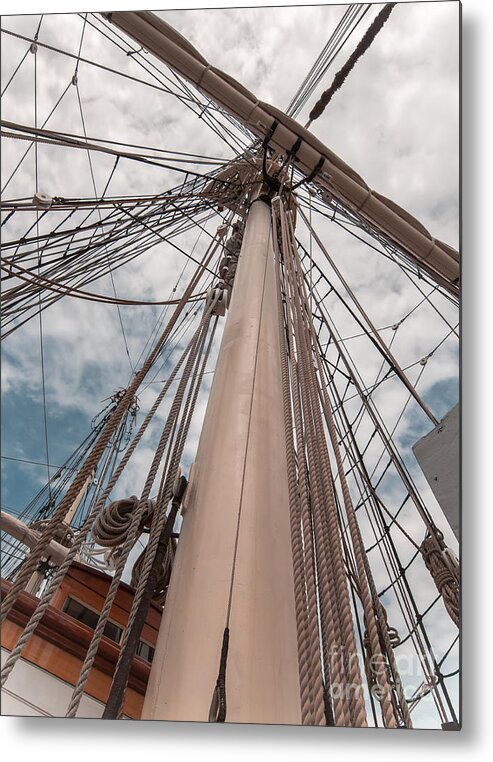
left=1, top=1, right=460, bottom=729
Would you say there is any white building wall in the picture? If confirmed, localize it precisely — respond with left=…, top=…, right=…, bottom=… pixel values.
left=1, top=648, right=105, bottom=718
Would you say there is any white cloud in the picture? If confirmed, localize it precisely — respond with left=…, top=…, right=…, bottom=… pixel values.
left=1, top=2, right=459, bottom=729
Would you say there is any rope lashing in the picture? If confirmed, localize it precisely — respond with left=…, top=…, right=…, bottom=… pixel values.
left=291, top=155, right=325, bottom=190
left=362, top=605, right=401, bottom=687
left=209, top=627, right=230, bottom=723
left=206, top=218, right=245, bottom=313
left=420, top=533, right=459, bottom=627
left=307, top=3, right=397, bottom=125
left=29, top=518, right=75, bottom=548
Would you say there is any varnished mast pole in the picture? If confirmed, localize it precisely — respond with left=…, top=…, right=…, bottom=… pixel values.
left=141, top=198, right=301, bottom=723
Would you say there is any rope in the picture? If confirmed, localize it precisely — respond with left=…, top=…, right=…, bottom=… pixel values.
left=91, top=496, right=154, bottom=548
left=102, top=482, right=185, bottom=719
left=278, top=202, right=368, bottom=727
left=272, top=205, right=325, bottom=725
left=0, top=235, right=219, bottom=626
left=285, top=206, right=406, bottom=728
left=65, top=496, right=153, bottom=716
left=307, top=4, right=396, bottom=125
left=280, top=206, right=349, bottom=725
left=130, top=537, right=175, bottom=606
left=0, top=318, right=201, bottom=688
left=420, top=535, right=459, bottom=627
left=65, top=307, right=215, bottom=716
left=108, top=314, right=218, bottom=719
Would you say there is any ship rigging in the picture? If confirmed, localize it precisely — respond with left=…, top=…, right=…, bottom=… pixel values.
left=1, top=4, right=459, bottom=728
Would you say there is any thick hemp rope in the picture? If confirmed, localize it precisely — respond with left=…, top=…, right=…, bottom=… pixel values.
left=0, top=230, right=221, bottom=624
left=271, top=203, right=325, bottom=725
left=65, top=307, right=216, bottom=717
left=279, top=203, right=368, bottom=727
left=285, top=206, right=407, bottom=728
left=306, top=4, right=397, bottom=126
left=0, top=298, right=216, bottom=689
left=420, top=534, right=459, bottom=627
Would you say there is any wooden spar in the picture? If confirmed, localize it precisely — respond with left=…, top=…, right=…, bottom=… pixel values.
left=141, top=198, right=301, bottom=723
left=103, top=10, right=459, bottom=297
left=24, top=473, right=92, bottom=595
left=0, top=510, right=69, bottom=565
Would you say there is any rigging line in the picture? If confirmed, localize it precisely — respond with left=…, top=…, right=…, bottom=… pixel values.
left=144, top=368, right=216, bottom=385
left=1, top=455, right=77, bottom=471
left=0, top=127, right=226, bottom=162
left=300, top=275, right=409, bottom=435
left=1, top=212, right=214, bottom=327
left=75, top=82, right=134, bottom=376
left=313, top=294, right=438, bottom=533
left=437, top=634, right=459, bottom=668
left=395, top=595, right=442, bottom=649
left=360, top=326, right=457, bottom=484
left=131, top=220, right=209, bottom=374
left=0, top=118, right=228, bottom=160
left=74, top=13, right=87, bottom=75
left=298, top=207, right=438, bottom=425
left=84, top=13, right=209, bottom=109
left=2, top=170, right=226, bottom=251
left=383, top=248, right=459, bottom=336
left=289, top=5, right=372, bottom=119
left=332, top=411, right=421, bottom=553
left=306, top=3, right=396, bottom=126
left=363, top=324, right=458, bottom=478
left=1, top=47, right=31, bottom=97
left=0, top=261, right=207, bottom=307
left=1, top=127, right=227, bottom=172
left=343, top=312, right=399, bottom=446
left=2, top=195, right=200, bottom=262
left=350, top=494, right=446, bottom=715
left=299, top=196, right=458, bottom=308
left=1, top=14, right=44, bottom=99
left=333, top=340, right=458, bottom=410
left=118, top=207, right=218, bottom=278
left=32, top=42, right=52, bottom=505
left=76, top=155, right=121, bottom=259
left=286, top=5, right=354, bottom=113
left=89, top=12, right=251, bottom=153
left=140, top=309, right=205, bottom=393
left=1, top=80, right=72, bottom=194
left=135, top=221, right=227, bottom=389
left=327, top=357, right=457, bottom=721
left=294, top=5, right=363, bottom=107
left=0, top=27, right=194, bottom=101
left=297, top=7, right=364, bottom=109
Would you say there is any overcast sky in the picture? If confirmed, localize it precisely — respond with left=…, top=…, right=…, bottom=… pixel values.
left=1, top=1, right=460, bottom=729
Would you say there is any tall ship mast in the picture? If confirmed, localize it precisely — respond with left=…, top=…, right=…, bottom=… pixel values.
left=1, top=4, right=460, bottom=728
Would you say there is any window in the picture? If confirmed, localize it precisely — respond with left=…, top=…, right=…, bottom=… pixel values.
left=62, top=596, right=155, bottom=662
left=136, top=640, right=155, bottom=664
left=62, top=597, right=123, bottom=644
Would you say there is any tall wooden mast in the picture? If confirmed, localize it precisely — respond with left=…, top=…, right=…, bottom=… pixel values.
left=142, top=197, right=301, bottom=723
